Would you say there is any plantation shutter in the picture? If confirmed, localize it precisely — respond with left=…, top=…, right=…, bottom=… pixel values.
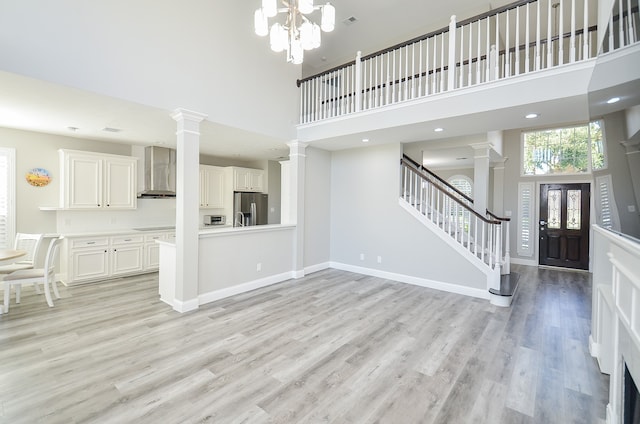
left=595, top=174, right=620, bottom=231
left=0, top=148, right=16, bottom=249
left=517, top=182, right=534, bottom=257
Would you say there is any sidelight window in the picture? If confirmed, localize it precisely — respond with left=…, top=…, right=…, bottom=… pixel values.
left=522, top=120, right=606, bottom=176
left=0, top=148, right=15, bottom=249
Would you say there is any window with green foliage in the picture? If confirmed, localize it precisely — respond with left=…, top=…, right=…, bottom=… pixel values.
left=522, top=121, right=605, bottom=175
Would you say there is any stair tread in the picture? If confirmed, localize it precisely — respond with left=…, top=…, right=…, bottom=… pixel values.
left=489, top=272, right=519, bottom=297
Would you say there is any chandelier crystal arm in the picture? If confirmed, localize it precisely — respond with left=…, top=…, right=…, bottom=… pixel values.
left=253, top=1, right=335, bottom=64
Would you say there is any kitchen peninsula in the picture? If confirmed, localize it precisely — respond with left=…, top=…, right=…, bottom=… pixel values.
left=158, top=223, right=296, bottom=312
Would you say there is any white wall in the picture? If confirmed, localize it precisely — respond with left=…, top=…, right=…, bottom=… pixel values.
left=0, top=1, right=300, bottom=141
left=0, top=127, right=167, bottom=234
left=304, top=147, right=331, bottom=269
left=330, top=143, right=486, bottom=290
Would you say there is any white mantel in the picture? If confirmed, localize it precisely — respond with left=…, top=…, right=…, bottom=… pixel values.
left=590, top=225, right=640, bottom=423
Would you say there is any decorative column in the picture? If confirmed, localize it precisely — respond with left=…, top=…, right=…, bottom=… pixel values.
left=471, top=142, right=492, bottom=216
left=171, top=108, right=207, bottom=313
left=492, top=158, right=507, bottom=216
left=287, top=140, right=308, bottom=278
left=621, top=139, right=640, bottom=212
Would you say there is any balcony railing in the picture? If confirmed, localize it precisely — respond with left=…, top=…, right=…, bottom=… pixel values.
left=297, top=0, right=639, bottom=124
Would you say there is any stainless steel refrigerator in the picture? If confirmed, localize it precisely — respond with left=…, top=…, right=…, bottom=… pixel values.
left=233, top=192, right=268, bottom=227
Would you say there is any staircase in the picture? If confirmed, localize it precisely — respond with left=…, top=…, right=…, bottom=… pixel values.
left=400, top=154, right=518, bottom=307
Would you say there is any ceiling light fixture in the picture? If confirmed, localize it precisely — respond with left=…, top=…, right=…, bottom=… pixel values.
left=434, top=127, right=444, bottom=132
left=362, top=138, right=369, bottom=143
left=607, top=97, right=621, bottom=104
left=254, top=0, right=335, bottom=64
left=525, top=113, right=539, bottom=119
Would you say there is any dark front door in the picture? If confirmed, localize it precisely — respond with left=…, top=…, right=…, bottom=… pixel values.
left=539, top=183, right=590, bottom=269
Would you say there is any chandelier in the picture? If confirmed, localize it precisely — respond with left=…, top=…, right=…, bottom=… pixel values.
left=254, top=0, right=336, bottom=64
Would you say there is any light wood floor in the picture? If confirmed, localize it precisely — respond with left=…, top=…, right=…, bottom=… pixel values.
left=0, top=265, right=608, bottom=423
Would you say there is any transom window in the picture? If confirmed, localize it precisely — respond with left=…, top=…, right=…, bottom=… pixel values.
left=522, top=120, right=605, bottom=176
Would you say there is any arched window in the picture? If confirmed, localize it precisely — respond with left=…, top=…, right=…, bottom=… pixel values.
left=448, top=175, right=473, bottom=199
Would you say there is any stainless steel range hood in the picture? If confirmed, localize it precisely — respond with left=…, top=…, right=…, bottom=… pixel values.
left=137, top=146, right=176, bottom=198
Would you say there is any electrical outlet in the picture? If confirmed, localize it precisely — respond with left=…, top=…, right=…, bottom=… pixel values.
left=377, top=256, right=382, bottom=263
left=359, top=253, right=365, bottom=261
left=257, top=263, right=262, bottom=271
left=629, top=205, right=637, bottom=213
left=505, top=210, right=512, bottom=217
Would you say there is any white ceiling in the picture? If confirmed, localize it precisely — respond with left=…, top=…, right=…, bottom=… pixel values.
left=0, top=1, right=634, bottom=167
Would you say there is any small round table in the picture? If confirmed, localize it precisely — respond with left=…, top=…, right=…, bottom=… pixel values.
left=0, top=249, right=27, bottom=313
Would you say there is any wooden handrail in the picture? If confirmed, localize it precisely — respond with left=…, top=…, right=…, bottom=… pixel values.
left=486, top=210, right=511, bottom=222
left=298, top=0, right=542, bottom=86
left=401, top=157, right=501, bottom=225
left=402, top=154, right=474, bottom=205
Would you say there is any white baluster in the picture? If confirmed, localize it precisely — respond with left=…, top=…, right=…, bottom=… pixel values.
left=433, top=36, right=438, bottom=94
left=570, top=0, right=576, bottom=62
left=355, top=51, right=362, bottom=112
left=619, top=0, right=625, bottom=47
left=495, top=11, right=500, bottom=79
left=486, top=17, right=491, bottom=79
left=506, top=10, right=510, bottom=77
left=392, top=50, right=397, bottom=103
left=426, top=38, right=431, bottom=95
left=440, top=33, right=446, bottom=92
left=536, top=0, right=541, bottom=70
left=515, top=6, right=521, bottom=75
left=411, top=43, right=416, bottom=99
left=608, top=13, right=614, bottom=53
left=448, top=15, right=457, bottom=91
left=583, top=0, right=589, bottom=58
left=629, top=0, right=636, bottom=43
left=481, top=222, right=486, bottom=262
left=559, top=0, right=565, bottom=65
left=474, top=216, right=478, bottom=257
left=525, top=3, right=531, bottom=73
left=547, top=0, right=553, bottom=68
left=459, top=24, right=465, bottom=88
left=418, top=40, right=423, bottom=97
left=477, top=20, right=482, bottom=84
left=489, top=45, right=497, bottom=81
left=468, top=23, right=473, bottom=85
left=404, top=45, right=409, bottom=100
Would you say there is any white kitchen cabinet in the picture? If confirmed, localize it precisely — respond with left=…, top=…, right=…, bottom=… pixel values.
left=67, top=237, right=110, bottom=283
left=62, top=232, right=166, bottom=285
left=60, top=150, right=137, bottom=210
left=110, top=234, right=144, bottom=276
left=232, top=167, right=264, bottom=192
left=200, top=165, right=225, bottom=208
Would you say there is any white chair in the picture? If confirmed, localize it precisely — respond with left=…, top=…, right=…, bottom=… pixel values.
left=2, top=236, right=63, bottom=314
left=0, top=233, right=44, bottom=274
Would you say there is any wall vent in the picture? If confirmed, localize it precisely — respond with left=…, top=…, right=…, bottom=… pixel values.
left=343, top=16, right=358, bottom=25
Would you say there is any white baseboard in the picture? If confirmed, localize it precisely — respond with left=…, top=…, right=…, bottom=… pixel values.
left=198, top=271, right=294, bottom=306
left=510, top=258, right=538, bottom=267
left=329, top=262, right=489, bottom=300
left=172, top=298, right=199, bottom=313
left=606, top=404, right=615, bottom=424
left=589, top=334, right=600, bottom=358
left=305, top=262, right=330, bottom=275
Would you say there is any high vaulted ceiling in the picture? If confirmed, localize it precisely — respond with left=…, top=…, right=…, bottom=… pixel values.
left=0, top=0, right=634, bottom=167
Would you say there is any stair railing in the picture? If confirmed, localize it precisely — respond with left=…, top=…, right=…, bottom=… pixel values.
left=298, top=0, right=602, bottom=124
left=486, top=210, right=511, bottom=274
left=401, top=156, right=503, bottom=277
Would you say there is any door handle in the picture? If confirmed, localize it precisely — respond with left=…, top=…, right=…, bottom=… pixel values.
left=539, top=220, right=546, bottom=225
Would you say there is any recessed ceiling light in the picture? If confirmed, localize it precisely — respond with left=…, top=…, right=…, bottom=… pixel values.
left=362, top=138, right=369, bottom=143
left=607, top=97, right=620, bottom=104
left=102, top=127, right=122, bottom=133
left=525, top=113, right=539, bottom=119
left=434, top=128, right=444, bottom=132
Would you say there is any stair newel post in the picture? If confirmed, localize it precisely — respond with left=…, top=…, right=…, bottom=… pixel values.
left=355, top=51, right=363, bottom=112
left=495, top=222, right=502, bottom=276
left=448, top=15, right=457, bottom=91
left=502, top=220, right=511, bottom=274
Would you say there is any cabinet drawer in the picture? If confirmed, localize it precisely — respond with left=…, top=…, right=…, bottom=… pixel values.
left=111, top=235, right=144, bottom=245
left=70, top=237, right=109, bottom=249
left=144, top=233, right=164, bottom=243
